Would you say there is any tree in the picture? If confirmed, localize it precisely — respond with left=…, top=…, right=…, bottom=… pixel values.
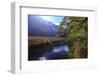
left=56, top=16, right=88, bottom=58
left=66, top=17, right=88, bottom=58
left=57, top=17, right=70, bottom=37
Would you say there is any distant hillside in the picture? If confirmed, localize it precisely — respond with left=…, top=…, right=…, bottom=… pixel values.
left=28, top=16, right=58, bottom=37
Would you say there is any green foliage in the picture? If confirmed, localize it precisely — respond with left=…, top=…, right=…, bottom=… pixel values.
left=57, top=16, right=88, bottom=58
left=57, top=17, right=69, bottom=37
left=67, top=17, right=88, bottom=58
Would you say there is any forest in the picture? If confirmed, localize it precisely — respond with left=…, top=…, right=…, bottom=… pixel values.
left=56, top=16, right=88, bottom=58
left=28, top=16, right=88, bottom=60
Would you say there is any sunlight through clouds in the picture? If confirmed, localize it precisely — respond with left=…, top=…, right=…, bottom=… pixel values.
left=40, top=16, right=63, bottom=25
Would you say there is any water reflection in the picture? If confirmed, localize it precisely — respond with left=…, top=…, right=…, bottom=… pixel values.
left=28, top=42, right=69, bottom=61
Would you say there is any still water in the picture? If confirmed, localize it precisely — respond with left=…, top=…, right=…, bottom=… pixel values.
left=28, top=42, right=69, bottom=61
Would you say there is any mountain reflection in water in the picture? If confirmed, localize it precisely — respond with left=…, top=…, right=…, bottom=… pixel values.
left=28, top=42, right=69, bottom=60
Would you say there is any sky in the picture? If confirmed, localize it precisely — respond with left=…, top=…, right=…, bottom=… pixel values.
left=40, top=16, right=64, bottom=25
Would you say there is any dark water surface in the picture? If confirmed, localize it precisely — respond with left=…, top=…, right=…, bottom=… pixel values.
left=28, top=42, right=69, bottom=61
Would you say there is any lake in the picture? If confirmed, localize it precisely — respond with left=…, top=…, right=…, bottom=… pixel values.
left=28, top=42, right=69, bottom=61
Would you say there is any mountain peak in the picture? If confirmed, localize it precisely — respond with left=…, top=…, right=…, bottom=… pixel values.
left=28, top=16, right=58, bottom=37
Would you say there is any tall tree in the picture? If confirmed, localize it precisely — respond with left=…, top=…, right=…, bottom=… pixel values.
left=66, top=17, right=88, bottom=58
left=57, top=17, right=70, bottom=37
